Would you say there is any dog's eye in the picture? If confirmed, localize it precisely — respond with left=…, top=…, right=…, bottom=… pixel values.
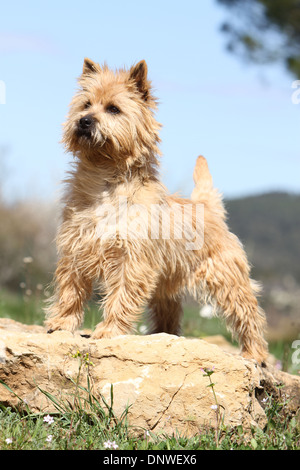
left=84, top=101, right=91, bottom=109
left=106, top=105, right=121, bottom=115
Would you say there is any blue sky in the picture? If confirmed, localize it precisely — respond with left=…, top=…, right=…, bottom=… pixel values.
left=0, top=0, right=299, bottom=202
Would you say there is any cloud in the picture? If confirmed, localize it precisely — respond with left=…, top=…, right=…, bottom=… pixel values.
left=0, top=32, right=59, bottom=54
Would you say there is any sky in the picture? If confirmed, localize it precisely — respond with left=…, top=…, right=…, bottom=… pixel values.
left=0, top=0, right=299, bottom=202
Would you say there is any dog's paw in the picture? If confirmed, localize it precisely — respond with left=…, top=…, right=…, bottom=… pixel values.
left=45, top=316, right=79, bottom=335
left=47, top=328, right=59, bottom=334
left=91, top=322, right=124, bottom=339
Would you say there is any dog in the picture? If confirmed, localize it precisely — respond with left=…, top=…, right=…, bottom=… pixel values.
left=45, top=58, right=268, bottom=363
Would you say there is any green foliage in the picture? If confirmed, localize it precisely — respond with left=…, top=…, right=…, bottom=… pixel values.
left=217, top=0, right=300, bottom=76
left=0, top=289, right=45, bottom=325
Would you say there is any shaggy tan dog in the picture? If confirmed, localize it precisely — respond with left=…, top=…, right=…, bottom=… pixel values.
left=45, top=58, right=268, bottom=363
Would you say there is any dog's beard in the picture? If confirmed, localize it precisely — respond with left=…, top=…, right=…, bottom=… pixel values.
left=76, top=126, right=105, bottom=147
left=65, top=122, right=109, bottom=157
left=66, top=121, right=133, bottom=163
left=64, top=117, right=146, bottom=166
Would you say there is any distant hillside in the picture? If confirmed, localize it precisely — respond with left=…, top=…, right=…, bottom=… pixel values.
left=225, top=192, right=300, bottom=283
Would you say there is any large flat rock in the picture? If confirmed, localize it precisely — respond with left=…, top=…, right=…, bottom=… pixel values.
left=0, top=318, right=299, bottom=436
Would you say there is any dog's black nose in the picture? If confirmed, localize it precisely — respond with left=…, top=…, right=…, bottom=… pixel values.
left=79, top=115, right=94, bottom=129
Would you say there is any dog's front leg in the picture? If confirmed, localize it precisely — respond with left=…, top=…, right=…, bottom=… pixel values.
left=92, top=246, right=158, bottom=339
left=45, top=255, right=93, bottom=334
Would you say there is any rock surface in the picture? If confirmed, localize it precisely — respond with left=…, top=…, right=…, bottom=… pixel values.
left=0, top=318, right=299, bottom=437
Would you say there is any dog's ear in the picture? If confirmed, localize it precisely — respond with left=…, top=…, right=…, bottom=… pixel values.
left=82, top=58, right=99, bottom=74
left=129, top=60, right=150, bottom=101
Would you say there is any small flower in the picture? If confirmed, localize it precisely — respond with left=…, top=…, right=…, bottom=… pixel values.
left=201, top=366, right=215, bottom=376
left=43, top=415, right=54, bottom=424
left=199, top=304, right=214, bottom=319
left=5, top=438, right=13, bottom=444
left=139, top=324, right=147, bottom=334
left=103, top=440, right=119, bottom=449
left=211, top=404, right=218, bottom=410
left=46, top=435, right=53, bottom=443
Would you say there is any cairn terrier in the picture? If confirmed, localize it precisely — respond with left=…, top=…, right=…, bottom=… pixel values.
left=45, top=58, right=268, bottom=363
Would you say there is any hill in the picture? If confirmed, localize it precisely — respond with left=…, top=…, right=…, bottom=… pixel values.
left=225, top=192, right=300, bottom=282
left=225, top=192, right=300, bottom=336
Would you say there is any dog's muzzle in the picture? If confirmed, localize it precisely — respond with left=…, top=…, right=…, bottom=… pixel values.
left=77, top=114, right=95, bottom=137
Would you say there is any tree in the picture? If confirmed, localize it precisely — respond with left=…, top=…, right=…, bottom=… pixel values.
left=217, top=0, right=300, bottom=77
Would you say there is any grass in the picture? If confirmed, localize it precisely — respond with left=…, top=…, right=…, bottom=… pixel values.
left=0, top=287, right=299, bottom=450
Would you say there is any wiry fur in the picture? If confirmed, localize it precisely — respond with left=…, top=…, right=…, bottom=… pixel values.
left=45, top=58, right=268, bottom=363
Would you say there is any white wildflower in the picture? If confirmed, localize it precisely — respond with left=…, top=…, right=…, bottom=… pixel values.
left=199, top=305, right=214, bottom=319
left=43, top=415, right=54, bottom=424
left=139, top=324, right=147, bottom=334
left=103, top=440, right=119, bottom=449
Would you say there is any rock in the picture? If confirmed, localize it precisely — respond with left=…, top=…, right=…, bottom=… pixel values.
left=0, top=318, right=299, bottom=437
left=200, top=334, right=240, bottom=355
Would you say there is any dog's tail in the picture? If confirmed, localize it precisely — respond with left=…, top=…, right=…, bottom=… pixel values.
left=190, top=155, right=226, bottom=220
left=192, top=156, right=213, bottom=192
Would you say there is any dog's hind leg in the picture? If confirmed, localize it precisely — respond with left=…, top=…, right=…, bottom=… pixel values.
left=147, top=293, right=183, bottom=335
left=191, top=156, right=268, bottom=363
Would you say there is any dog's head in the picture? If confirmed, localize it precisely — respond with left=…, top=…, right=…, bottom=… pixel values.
left=63, top=58, right=161, bottom=166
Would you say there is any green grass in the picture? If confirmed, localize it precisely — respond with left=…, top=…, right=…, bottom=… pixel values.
left=1, top=408, right=298, bottom=450
left=0, top=288, right=229, bottom=336
left=0, top=289, right=45, bottom=326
